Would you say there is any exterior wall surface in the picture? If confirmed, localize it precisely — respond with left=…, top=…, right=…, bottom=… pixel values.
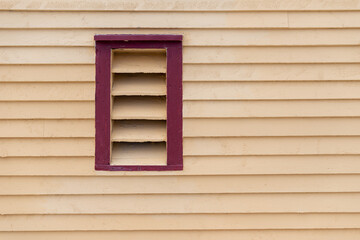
left=1, top=0, right=360, bottom=239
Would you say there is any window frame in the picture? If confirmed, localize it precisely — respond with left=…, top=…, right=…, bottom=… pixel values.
left=94, top=34, right=183, bottom=171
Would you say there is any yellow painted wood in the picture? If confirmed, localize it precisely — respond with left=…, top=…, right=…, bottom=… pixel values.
left=2, top=117, right=360, bottom=140
left=184, top=137, right=360, bottom=156
left=0, top=139, right=94, bottom=157
left=2, top=64, right=360, bottom=82
left=111, top=142, right=166, bottom=166
left=0, top=47, right=94, bottom=64
left=3, top=81, right=360, bottom=101
left=3, top=0, right=360, bottom=11
left=112, top=97, right=166, bottom=120
left=112, top=120, right=166, bottom=142
left=184, top=46, right=360, bottom=64
left=0, top=120, right=94, bottom=137
left=1, top=230, right=360, bottom=240
left=1, top=213, right=360, bottom=231
left=184, top=63, right=360, bottom=81
left=0, top=82, right=94, bottom=101
left=1, top=1, right=360, bottom=238
left=184, top=100, right=360, bottom=118
left=184, top=82, right=360, bottom=100
left=0, top=11, right=288, bottom=29
left=112, top=74, right=166, bottom=96
left=2, top=193, right=360, bottom=214
left=2, top=175, right=360, bottom=195
left=0, top=65, right=94, bottom=82
left=3, top=46, right=360, bottom=64
left=4, top=29, right=360, bottom=47
left=184, top=118, right=360, bottom=137
left=288, top=11, right=360, bottom=28
left=0, top=101, right=94, bottom=119
left=1, top=155, right=360, bottom=176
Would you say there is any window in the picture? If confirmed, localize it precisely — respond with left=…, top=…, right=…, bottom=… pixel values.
left=94, top=34, right=183, bottom=171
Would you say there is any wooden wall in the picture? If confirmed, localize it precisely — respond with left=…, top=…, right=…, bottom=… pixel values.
left=1, top=0, right=360, bottom=239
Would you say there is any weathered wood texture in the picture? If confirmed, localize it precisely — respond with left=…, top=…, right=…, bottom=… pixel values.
left=1, top=1, right=360, bottom=239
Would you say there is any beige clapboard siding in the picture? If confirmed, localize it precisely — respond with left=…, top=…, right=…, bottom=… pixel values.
left=4, top=81, right=360, bottom=101
left=0, top=101, right=94, bottom=119
left=184, top=137, right=360, bottom=156
left=3, top=11, right=360, bottom=29
left=0, top=11, right=288, bottom=29
left=3, top=29, right=360, bottom=47
left=2, top=137, right=360, bottom=157
left=0, top=139, right=94, bottom=157
left=3, top=100, right=360, bottom=120
left=2, top=193, right=360, bottom=214
left=1, top=230, right=360, bottom=240
left=184, top=63, right=360, bottom=81
left=185, top=46, right=360, bottom=64
left=0, top=65, right=94, bottom=82
left=1, top=213, right=360, bottom=231
left=184, top=82, right=360, bottom=100
left=1, top=118, right=360, bottom=138
left=0, top=120, right=94, bottom=137
left=184, top=100, right=360, bottom=118
left=2, top=64, right=360, bottom=82
left=183, top=118, right=360, bottom=137
left=0, top=82, right=94, bottom=101
left=2, top=175, right=360, bottom=195
left=3, top=0, right=360, bottom=11
left=288, top=11, right=360, bottom=28
left=3, top=46, right=360, bottom=64
left=1, top=155, right=360, bottom=176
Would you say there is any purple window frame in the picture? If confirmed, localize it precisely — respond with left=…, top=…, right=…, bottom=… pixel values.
left=94, top=34, right=183, bottom=171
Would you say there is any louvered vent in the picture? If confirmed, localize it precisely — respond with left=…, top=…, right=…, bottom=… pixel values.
left=111, top=49, right=167, bottom=165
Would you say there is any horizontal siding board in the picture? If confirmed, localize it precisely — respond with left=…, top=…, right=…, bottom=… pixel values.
left=0, top=139, right=94, bottom=157
left=184, top=82, right=360, bottom=100
left=0, top=47, right=94, bottom=64
left=3, top=46, right=360, bottom=64
left=2, top=11, right=360, bottom=29
left=4, top=81, right=360, bottom=101
left=2, top=118, right=359, bottom=138
left=2, top=64, right=360, bottom=82
left=0, top=11, right=288, bottom=29
left=2, top=193, right=360, bottom=214
left=184, top=100, right=360, bottom=118
left=1, top=213, right=360, bottom=231
left=1, top=136, right=360, bottom=157
left=3, top=0, right=360, bottom=11
left=185, top=46, right=360, bottom=64
left=3, top=29, right=360, bottom=47
left=1, top=155, right=360, bottom=176
left=0, top=120, right=94, bottom=137
left=184, top=137, right=360, bottom=156
left=183, top=118, right=360, bottom=136
left=0, top=102, right=94, bottom=119
left=288, top=11, right=360, bottom=28
left=2, top=100, right=360, bottom=119
left=1, top=230, right=360, bottom=240
left=184, top=63, right=360, bottom=81
left=0, top=83, right=94, bottom=101
left=0, top=65, right=94, bottom=82
left=2, top=175, right=360, bottom=195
